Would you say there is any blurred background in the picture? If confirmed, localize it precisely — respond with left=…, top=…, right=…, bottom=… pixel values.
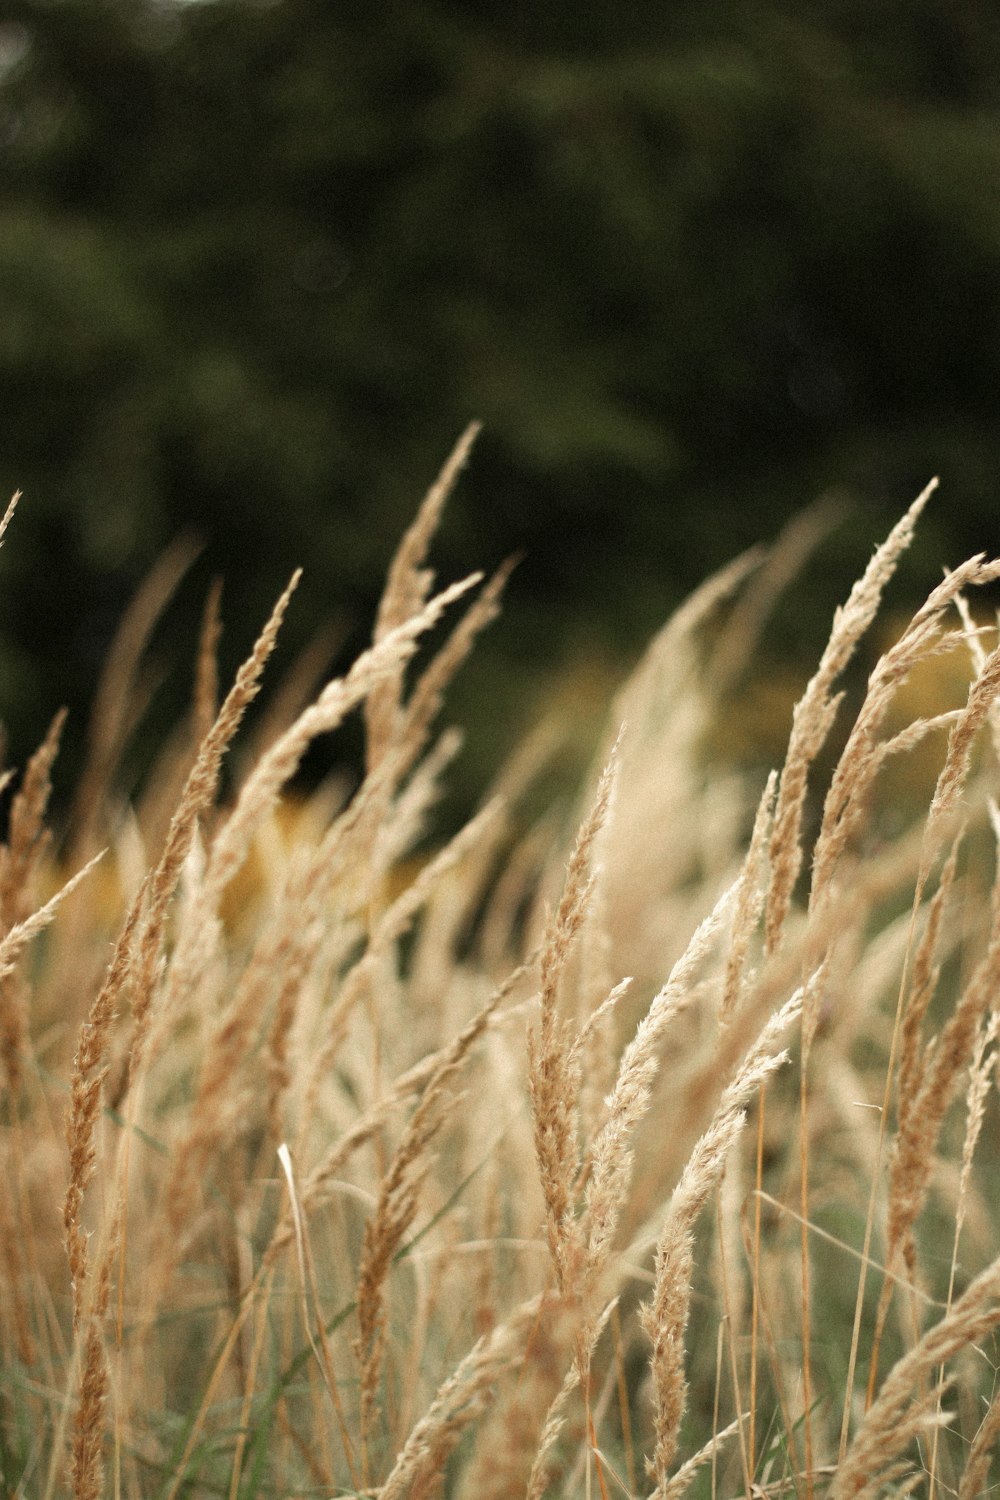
left=1, top=0, right=999, bottom=813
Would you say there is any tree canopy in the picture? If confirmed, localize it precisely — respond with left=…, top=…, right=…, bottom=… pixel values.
left=2, top=0, right=999, bottom=797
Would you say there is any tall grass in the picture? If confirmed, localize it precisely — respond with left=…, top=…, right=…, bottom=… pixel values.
left=2, top=443, right=1000, bottom=1499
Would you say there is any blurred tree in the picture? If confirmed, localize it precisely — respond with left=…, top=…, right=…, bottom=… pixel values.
left=1, top=0, right=999, bottom=803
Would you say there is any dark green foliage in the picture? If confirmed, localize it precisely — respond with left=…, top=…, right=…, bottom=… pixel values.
left=1, top=0, right=999, bottom=800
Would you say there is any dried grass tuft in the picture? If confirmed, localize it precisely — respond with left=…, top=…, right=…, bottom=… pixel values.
left=5, top=463, right=1000, bottom=1500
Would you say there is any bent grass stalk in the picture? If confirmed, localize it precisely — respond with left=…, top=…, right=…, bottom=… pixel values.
left=3, top=469, right=1000, bottom=1498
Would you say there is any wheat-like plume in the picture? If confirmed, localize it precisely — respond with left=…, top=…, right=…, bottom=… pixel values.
left=833, top=1252, right=1000, bottom=1500
left=366, top=421, right=481, bottom=772
left=642, top=985, right=806, bottom=1492
left=528, top=730, right=622, bottom=1299
left=766, top=479, right=937, bottom=953
left=8, top=462, right=1000, bottom=1498
left=378, top=1293, right=545, bottom=1500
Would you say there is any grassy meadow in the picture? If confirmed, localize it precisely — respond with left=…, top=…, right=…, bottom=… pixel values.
left=3, top=432, right=1000, bottom=1498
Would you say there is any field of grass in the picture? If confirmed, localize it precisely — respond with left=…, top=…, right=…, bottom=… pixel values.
left=3, top=433, right=1000, bottom=1499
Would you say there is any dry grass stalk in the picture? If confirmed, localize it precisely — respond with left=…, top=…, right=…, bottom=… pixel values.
left=954, top=587, right=1000, bottom=776
left=642, top=986, right=805, bottom=1493
left=0, top=490, right=19, bottom=545
left=67, top=1210, right=118, bottom=1500
left=454, top=1300, right=573, bottom=1500
left=523, top=1335, right=584, bottom=1500
left=69, top=536, right=200, bottom=856
left=195, top=571, right=480, bottom=921
left=378, top=1293, right=545, bottom=1500
left=125, top=566, right=302, bottom=1079
left=276, top=1141, right=358, bottom=1486
left=0, top=709, right=65, bottom=1097
left=63, top=887, right=146, bottom=1331
left=0, top=709, right=64, bottom=915
left=366, top=421, right=481, bottom=773
left=804, top=558, right=1000, bottom=1475
left=584, top=876, right=741, bottom=1301
left=0, top=850, right=103, bottom=989
left=10, top=463, right=1000, bottom=1497
left=372, top=725, right=463, bottom=880
left=898, top=835, right=962, bottom=1136
left=528, top=732, right=622, bottom=1297
left=269, top=957, right=532, bottom=1256
left=352, top=974, right=499, bottom=1478
left=615, top=551, right=763, bottom=736
left=926, top=1004, right=1000, bottom=1490
left=927, top=635, right=1000, bottom=846
left=149, top=584, right=487, bottom=1289
left=191, top=575, right=224, bottom=750
left=288, top=795, right=505, bottom=1152
left=262, top=872, right=335, bottom=1146
left=881, top=861, right=1000, bottom=1331
left=709, top=494, right=844, bottom=689
left=66, top=572, right=300, bottom=1350
left=959, top=1373, right=1000, bottom=1500
left=720, top=769, right=777, bottom=1028
left=954, top=1008, right=1000, bottom=1245
left=525, top=1296, right=617, bottom=1500
left=0, top=1164, right=34, bottom=1365
left=866, top=833, right=965, bottom=1368
left=832, top=1253, right=1000, bottom=1500
left=237, top=622, right=343, bottom=772
left=766, top=479, right=937, bottom=954
left=69, top=1320, right=107, bottom=1500
left=818, top=563, right=1000, bottom=914
left=392, top=557, right=515, bottom=789
left=661, top=1414, right=744, bottom=1500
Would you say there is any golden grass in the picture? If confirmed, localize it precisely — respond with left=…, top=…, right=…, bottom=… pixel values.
left=3, top=447, right=1000, bottom=1498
